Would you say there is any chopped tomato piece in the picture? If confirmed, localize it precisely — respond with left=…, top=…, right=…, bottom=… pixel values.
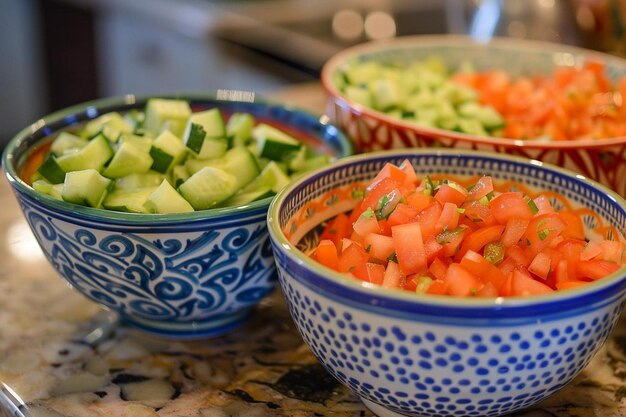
left=353, top=209, right=381, bottom=237
left=511, top=270, right=554, bottom=296
left=459, top=250, right=506, bottom=291
left=435, top=202, right=461, bottom=234
left=456, top=224, right=505, bottom=260
left=558, top=210, right=585, bottom=240
left=445, top=263, right=482, bottom=297
left=320, top=213, right=352, bottom=246
left=528, top=252, right=551, bottom=280
left=314, top=239, right=339, bottom=270
left=392, top=222, right=427, bottom=275
left=363, top=262, right=385, bottom=285
left=382, top=261, right=404, bottom=288
left=576, top=260, right=620, bottom=280
left=428, top=257, right=449, bottom=281
left=489, top=192, right=534, bottom=223
left=364, top=233, right=395, bottom=262
left=388, top=203, right=419, bottom=228
left=435, top=184, right=467, bottom=206
left=466, top=177, right=494, bottom=202
left=338, top=243, right=369, bottom=274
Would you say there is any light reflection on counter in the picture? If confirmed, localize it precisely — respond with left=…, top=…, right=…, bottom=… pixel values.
left=6, top=220, right=44, bottom=262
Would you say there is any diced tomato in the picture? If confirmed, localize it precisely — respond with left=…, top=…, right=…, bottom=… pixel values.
left=426, top=279, right=448, bottom=295
left=388, top=203, right=419, bottom=228
left=392, top=222, right=427, bottom=275
left=466, top=177, right=494, bottom=202
left=455, top=224, right=505, bottom=260
left=365, top=233, right=395, bottom=262
left=320, top=213, right=352, bottom=246
left=309, top=167, right=624, bottom=299
left=406, top=193, right=435, bottom=212
left=522, top=213, right=566, bottom=256
left=462, top=200, right=497, bottom=226
left=382, top=261, right=404, bottom=289
left=338, top=243, right=369, bottom=274
left=424, top=236, right=444, bottom=264
left=416, top=202, right=443, bottom=241
left=445, top=263, right=482, bottom=297
left=558, top=210, right=585, bottom=240
left=489, top=192, right=534, bottom=224
left=437, top=226, right=469, bottom=257
left=528, top=252, right=551, bottom=280
left=314, top=239, right=339, bottom=270
left=576, top=260, right=620, bottom=280
left=399, top=159, right=419, bottom=186
left=435, top=184, right=468, bottom=206
left=460, top=250, right=506, bottom=291
left=598, top=240, right=625, bottom=264
left=556, top=280, right=590, bottom=291
left=511, top=269, right=554, bottom=296
left=353, top=211, right=381, bottom=237
left=428, top=257, right=449, bottom=281
left=435, top=202, right=461, bottom=234
left=363, top=262, right=385, bottom=285
left=361, top=177, right=402, bottom=212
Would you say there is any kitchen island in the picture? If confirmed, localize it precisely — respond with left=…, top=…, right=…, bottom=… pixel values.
left=1, top=84, right=626, bottom=417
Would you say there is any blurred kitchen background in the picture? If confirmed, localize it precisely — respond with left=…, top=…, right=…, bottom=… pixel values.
left=1, top=0, right=624, bottom=149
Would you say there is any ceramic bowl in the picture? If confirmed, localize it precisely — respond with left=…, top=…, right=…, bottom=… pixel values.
left=1, top=92, right=352, bottom=339
left=267, top=149, right=626, bottom=417
left=321, top=35, right=626, bottom=196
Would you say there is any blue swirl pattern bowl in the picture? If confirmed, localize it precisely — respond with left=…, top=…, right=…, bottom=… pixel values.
left=2, top=93, right=352, bottom=339
left=267, top=150, right=626, bottom=417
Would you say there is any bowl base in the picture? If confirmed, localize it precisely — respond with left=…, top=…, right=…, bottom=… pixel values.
left=362, top=398, right=413, bottom=417
left=121, top=308, right=252, bottom=340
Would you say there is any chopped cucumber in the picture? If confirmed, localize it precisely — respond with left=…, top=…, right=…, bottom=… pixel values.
left=61, top=169, right=113, bottom=208
left=84, top=112, right=133, bottom=142
left=143, top=99, right=191, bottom=137
left=178, top=167, right=238, bottom=210
left=150, top=130, right=187, bottom=173
left=253, top=124, right=302, bottom=161
left=115, top=172, right=165, bottom=190
left=145, top=180, right=194, bottom=214
left=226, top=113, right=255, bottom=146
left=29, top=102, right=336, bottom=213
left=103, top=187, right=156, bottom=213
left=56, top=134, right=114, bottom=173
left=50, top=132, right=88, bottom=155
left=102, top=142, right=153, bottom=178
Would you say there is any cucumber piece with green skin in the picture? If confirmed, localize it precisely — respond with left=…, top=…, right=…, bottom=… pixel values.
left=369, top=78, right=401, bottom=111
left=150, top=130, right=187, bottom=173
left=183, top=108, right=227, bottom=159
left=178, top=167, right=238, bottom=210
left=215, top=186, right=273, bottom=208
left=102, top=142, right=154, bottom=178
left=61, top=169, right=113, bottom=208
left=458, top=102, right=504, bottom=130
left=241, top=161, right=290, bottom=194
left=38, top=154, right=67, bottom=184
left=56, top=134, right=114, bottom=173
left=253, top=124, right=302, bottom=161
left=144, top=180, right=194, bottom=214
left=84, top=112, right=133, bottom=142
left=50, top=132, right=88, bottom=155
left=143, top=99, right=191, bottom=137
left=119, top=133, right=152, bottom=153
left=103, top=187, right=157, bottom=213
left=184, top=147, right=260, bottom=189
left=115, top=172, right=165, bottom=190
left=171, top=165, right=189, bottom=188
left=32, top=178, right=63, bottom=200
left=226, top=113, right=255, bottom=146
left=344, top=86, right=372, bottom=108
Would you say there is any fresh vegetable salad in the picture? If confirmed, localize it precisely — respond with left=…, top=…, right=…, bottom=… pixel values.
left=312, top=160, right=625, bottom=297
left=25, top=99, right=332, bottom=213
left=337, top=58, right=626, bottom=141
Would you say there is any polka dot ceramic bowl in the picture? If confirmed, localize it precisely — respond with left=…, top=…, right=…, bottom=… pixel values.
left=267, top=149, right=626, bottom=417
left=321, top=35, right=626, bottom=197
left=2, top=93, right=352, bottom=340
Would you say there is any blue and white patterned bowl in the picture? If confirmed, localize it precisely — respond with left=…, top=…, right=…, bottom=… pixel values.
left=267, top=149, right=626, bottom=417
left=1, top=93, right=352, bottom=339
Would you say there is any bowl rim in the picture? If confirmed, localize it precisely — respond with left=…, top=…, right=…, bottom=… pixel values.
left=2, top=92, right=353, bottom=225
left=268, top=148, right=626, bottom=311
left=321, top=34, right=626, bottom=149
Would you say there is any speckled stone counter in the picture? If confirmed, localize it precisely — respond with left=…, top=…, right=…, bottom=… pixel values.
left=2, top=84, right=626, bottom=417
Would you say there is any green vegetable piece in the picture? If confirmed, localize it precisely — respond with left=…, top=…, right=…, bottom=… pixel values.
left=484, top=242, right=505, bottom=265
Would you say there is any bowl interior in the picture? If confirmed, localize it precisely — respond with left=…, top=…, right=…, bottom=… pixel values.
left=2, top=93, right=353, bottom=223
left=270, top=149, right=626, bottom=309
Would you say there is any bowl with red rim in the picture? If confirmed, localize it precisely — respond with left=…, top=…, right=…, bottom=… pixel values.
left=321, top=35, right=626, bottom=196
left=267, top=149, right=626, bottom=417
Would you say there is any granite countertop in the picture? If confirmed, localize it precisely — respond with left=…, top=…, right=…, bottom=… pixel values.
left=2, top=84, right=626, bottom=417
